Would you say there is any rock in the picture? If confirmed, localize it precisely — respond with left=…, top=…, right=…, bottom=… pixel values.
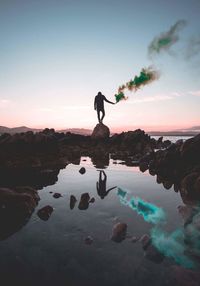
left=70, top=195, right=77, bottom=209
left=140, top=234, right=151, bottom=250
left=0, top=187, right=39, bottom=240
left=91, top=123, right=110, bottom=140
left=111, top=222, right=127, bottom=243
left=78, top=193, right=90, bottom=210
left=53, top=193, right=62, bottom=199
left=37, top=205, right=53, bottom=221
left=79, top=167, right=86, bottom=174
left=84, top=236, right=93, bottom=245
left=89, top=197, right=95, bottom=203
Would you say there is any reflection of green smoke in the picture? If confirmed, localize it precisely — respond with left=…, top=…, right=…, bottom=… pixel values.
left=151, top=228, right=195, bottom=268
left=115, top=67, right=159, bottom=103
left=117, top=187, right=200, bottom=269
left=148, top=20, right=187, bottom=56
left=117, top=188, right=166, bottom=224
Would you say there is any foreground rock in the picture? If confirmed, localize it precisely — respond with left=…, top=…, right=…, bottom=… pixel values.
left=111, top=222, right=127, bottom=243
left=0, top=187, right=39, bottom=240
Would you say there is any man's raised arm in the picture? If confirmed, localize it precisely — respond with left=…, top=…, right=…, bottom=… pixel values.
left=103, top=96, right=115, bottom=105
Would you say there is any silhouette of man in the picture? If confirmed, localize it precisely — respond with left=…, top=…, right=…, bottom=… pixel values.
left=94, top=92, right=115, bottom=123
left=96, top=170, right=117, bottom=199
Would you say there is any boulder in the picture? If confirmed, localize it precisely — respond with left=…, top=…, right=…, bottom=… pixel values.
left=91, top=123, right=110, bottom=140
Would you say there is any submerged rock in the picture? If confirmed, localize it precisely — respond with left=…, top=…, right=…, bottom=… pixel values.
left=78, top=193, right=90, bottom=210
left=79, top=167, right=86, bottom=174
left=53, top=193, right=62, bottom=199
left=70, top=195, right=77, bottom=210
left=111, top=222, right=127, bottom=243
left=37, top=205, right=53, bottom=221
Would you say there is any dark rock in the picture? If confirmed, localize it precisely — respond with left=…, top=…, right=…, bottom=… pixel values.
left=140, top=234, right=151, bottom=250
left=111, top=222, right=127, bottom=243
left=0, top=187, right=39, bottom=240
left=91, top=123, right=110, bottom=140
left=78, top=193, right=90, bottom=210
left=79, top=167, right=86, bottom=174
left=37, top=205, right=53, bottom=221
left=53, top=193, right=62, bottom=199
left=70, top=195, right=77, bottom=210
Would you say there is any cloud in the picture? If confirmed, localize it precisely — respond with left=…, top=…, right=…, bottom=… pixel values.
left=0, top=99, right=11, bottom=108
left=36, top=105, right=90, bottom=112
left=189, top=90, right=200, bottom=96
left=128, top=93, right=181, bottom=104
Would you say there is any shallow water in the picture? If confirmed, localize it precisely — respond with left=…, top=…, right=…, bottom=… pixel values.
left=0, top=157, right=200, bottom=286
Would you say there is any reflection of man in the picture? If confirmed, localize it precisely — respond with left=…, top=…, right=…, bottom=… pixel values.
left=94, top=92, right=115, bottom=123
left=96, top=170, right=116, bottom=199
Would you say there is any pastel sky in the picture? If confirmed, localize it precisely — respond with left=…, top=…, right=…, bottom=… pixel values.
left=0, top=0, right=200, bottom=131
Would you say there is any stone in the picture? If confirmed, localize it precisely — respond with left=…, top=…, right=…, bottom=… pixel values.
left=37, top=205, right=53, bottom=221
left=91, top=123, right=110, bottom=140
left=53, top=193, right=62, bottom=199
left=79, top=167, right=86, bottom=174
left=111, top=222, right=127, bottom=243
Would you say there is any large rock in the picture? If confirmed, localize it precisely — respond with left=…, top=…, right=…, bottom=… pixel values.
left=91, top=123, right=110, bottom=140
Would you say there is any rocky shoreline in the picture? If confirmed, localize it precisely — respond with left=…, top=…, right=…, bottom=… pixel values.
left=0, top=123, right=199, bottom=240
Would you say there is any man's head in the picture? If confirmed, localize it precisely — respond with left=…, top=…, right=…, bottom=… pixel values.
left=97, top=91, right=102, bottom=96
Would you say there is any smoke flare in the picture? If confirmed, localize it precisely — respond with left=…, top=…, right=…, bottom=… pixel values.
left=148, top=19, right=187, bottom=56
left=115, top=66, right=159, bottom=103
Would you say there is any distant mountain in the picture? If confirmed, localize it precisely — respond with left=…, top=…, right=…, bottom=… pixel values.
left=0, top=126, right=92, bottom=136
left=0, top=126, right=42, bottom=134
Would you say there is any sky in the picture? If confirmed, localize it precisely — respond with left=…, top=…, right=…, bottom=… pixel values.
left=0, top=0, right=200, bottom=131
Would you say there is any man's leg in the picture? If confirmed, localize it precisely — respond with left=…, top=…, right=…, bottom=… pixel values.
left=97, top=110, right=101, bottom=123
left=101, top=109, right=105, bottom=123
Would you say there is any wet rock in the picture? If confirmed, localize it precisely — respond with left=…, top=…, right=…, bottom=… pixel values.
left=53, top=193, right=62, bottom=199
left=144, top=244, right=164, bottom=264
left=70, top=195, right=77, bottom=210
left=79, top=167, right=86, bottom=174
left=139, top=162, right=148, bottom=172
left=78, top=193, right=90, bottom=210
left=140, top=234, right=151, bottom=250
left=91, top=123, right=110, bottom=140
left=89, top=197, right=95, bottom=203
left=171, top=265, right=200, bottom=286
left=37, top=205, right=53, bottom=221
left=84, top=236, right=93, bottom=245
left=111, top=222, right=127, bottom=243
left=0, top=187, right=39, bottom=240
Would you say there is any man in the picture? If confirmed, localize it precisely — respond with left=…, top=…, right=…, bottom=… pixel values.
left=94, top=91, right=115, bottom=123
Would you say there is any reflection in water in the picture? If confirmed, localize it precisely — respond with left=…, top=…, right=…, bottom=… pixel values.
left=117, top=188, right=166, bottom=224
left=96, top=170, right=117, bottom=199
left=91, top=153, right=110, bottom=169
left=117, top=188, right=200, bottom=269
left=70, top=195, right=77, bottom=210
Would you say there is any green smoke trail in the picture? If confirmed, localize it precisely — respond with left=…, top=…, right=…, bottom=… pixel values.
left=117, top=187, right=200, bottom=269
left=148, top=20, right=187, bottom=56
left=115, top=67, right=159, bottom=103
left=117, top=188, right=166, bottom=224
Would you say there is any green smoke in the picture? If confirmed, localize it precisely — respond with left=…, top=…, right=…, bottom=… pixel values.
left=115, top=92, right=127, bottom=103
left=115, top=67, right=159, bottom=103
left=117, top=188, right=166, bottom=224
left=148, top=20, right=187, bottom=56
left=117, top=187, right=200, bottom=269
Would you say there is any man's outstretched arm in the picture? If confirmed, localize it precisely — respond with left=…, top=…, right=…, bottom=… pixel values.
left=103, top=96, right=115, bottom=105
